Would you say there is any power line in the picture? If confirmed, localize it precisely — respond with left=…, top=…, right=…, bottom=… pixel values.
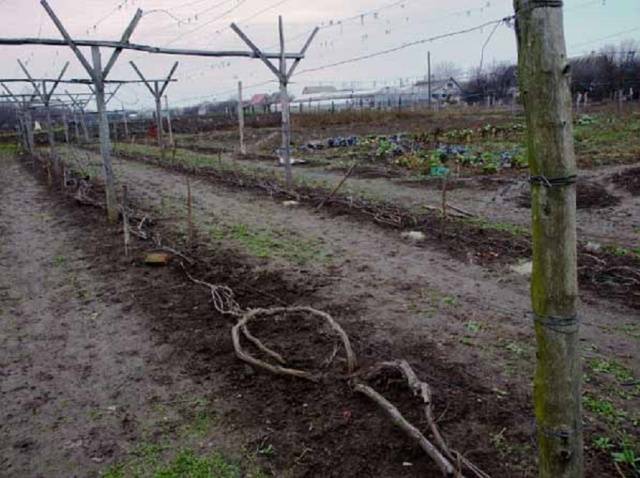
left=294, top=17, right=512, bottom=77
left=570, top=26, right=640, bottom=49
left=163, top=0, right=248, bottom=47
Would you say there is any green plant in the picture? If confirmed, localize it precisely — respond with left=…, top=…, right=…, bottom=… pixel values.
left=590, top=358, right=634, bottom=383
left=481, top=152, right=500, bottom=174
left=593, top=436, right=613, bottom=451
left=465, top=321, right=482, bottom=334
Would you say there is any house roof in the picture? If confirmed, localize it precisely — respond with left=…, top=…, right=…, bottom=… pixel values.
left=302, top=85, right=338, bottom=95
left=250, top=94, right=270, bottom=105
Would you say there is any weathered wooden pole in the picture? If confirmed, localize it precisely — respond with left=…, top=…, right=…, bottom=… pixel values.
left=278, top=16, right=293, bottom=189
left=122, top=106, right=129, bottom=140
left=230, top=19, right=317, bottom=191
left=91, top=46, right=118, bottom=223
left=165, top=95, right=173, bottom=146
left=238, top=80, right=246, bottom=155
left=154, top=81, right=163, bottom=147
left=129, top=61, right=178, bottom=149
left=62, top=108, right=70, bottom=143
left=513, top=1, right=582, bottom=477
left=23, top=106, right=35, bottom=155
left=79, top=106, right=90, bottom=141
left=73, top=110, right=80, bottom=142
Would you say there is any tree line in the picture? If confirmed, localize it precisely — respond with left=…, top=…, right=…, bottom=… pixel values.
left=464, top=40, right=639, bottom=103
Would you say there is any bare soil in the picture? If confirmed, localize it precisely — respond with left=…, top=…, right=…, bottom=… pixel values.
left=2, top=146, right=637, bottom=477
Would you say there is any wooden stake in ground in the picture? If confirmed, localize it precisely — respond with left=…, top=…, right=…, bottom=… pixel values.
left=186, top=177, right=194, bottom=247
left=513, top=1, right=582, bottom=477
left=237, top=80, right=246, bottom=155
left=122, top=185, right=130, bottom=257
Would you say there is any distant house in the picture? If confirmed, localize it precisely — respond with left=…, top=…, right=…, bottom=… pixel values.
left=412, top=77, right=464, bottom=103
left=198, top=102, right=214, bottom=116
left=248, top=93, right=272, bottom=113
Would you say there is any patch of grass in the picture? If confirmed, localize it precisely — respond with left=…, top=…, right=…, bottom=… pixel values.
left=52, top=255, right=66, bottom=266
left=465, top=217, right=529, bottom=237
left=583, top=394, right=627, bottom=423
left=103, top=447, right=242, bottom=478
left=155, top=450, right=240, bottom=478
left=590, top=358, right=634, bottom=383
left=504, top=341, right=526, bottom=357
left=464, top=321, right=482, bottom=334
left=210, top=222, right=327, bottom=265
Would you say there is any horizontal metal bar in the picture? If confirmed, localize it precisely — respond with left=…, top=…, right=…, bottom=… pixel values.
left=0, top=38, right=305, bottom=59
left=0, top=78, right=177, bottom=84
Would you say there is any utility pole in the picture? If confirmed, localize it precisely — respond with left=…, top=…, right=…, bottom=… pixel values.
left=513, top=1, right=582, bottom=477
left=231, top=18, right=318, bottom=189
left=427, top=51, right=432, bottom=109
left=130, top=60, right=178, bottom=148
left=238, top=80, right=246, bottom=155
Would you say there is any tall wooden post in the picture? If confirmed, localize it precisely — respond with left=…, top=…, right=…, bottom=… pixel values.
left=122, top=106, right=129, bottom=140
left=238, top=80, right=246, bottom=155
left=62, top=108, right=70, bottom=143
left=427, top=51, right=432, bottom=109
left=91, top=46, right=118, bottom=223
left=154, top=81, right=163, bottom=147
left=129, top=61, right=178, bottom=149
left=231, top=19, right=318, bottom=191
left=24, top=106, right=35, bottom=155
left=165, top=95, right=173, bottom=146
left=278, top=16, right=293, bottom=188
left=513, top=1, right=582, bottom=477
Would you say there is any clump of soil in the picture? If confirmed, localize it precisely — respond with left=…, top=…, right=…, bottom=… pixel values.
left=517, top=181, right=620, bottom=209
left=611, top=166, right=640, bottom=196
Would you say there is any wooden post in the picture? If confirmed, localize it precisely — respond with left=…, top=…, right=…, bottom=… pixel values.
left=122, top=106, right=129, bottom=140
left=122, top=185, right=130, bottom=257
left=428, top=51, right=432, bottom=109
left=153, top=81, right=163, bottom=147
left=91, top=46, right=118, bottom=223
left=513, top=2, right=582, bottom=477
left=186, top=177, right=193, bottom=247
left=278, top=16, right=293, bottom=189
left=165, top=95, right=173, bottom=146
left=80, top=107, right=90, bottom=141
left=62, top=108, right=70, bottom=143
left=230, top=19, right=318, bottom=191
left=129, top=61, right=178, bottom=149
left=24, top=106, right=34, bottom=155
left=238, top=80, right=246, bottom=155
left=71, top=108, right=80, bottom=142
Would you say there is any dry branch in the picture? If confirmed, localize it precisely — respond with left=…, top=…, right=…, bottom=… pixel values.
left=316, top=161, right=357, bottom=211
left=231, top=307, right=357, bottom=382
left=353, top=381, right=456, bottom=477
left=375, top=361, right=490, bottom=478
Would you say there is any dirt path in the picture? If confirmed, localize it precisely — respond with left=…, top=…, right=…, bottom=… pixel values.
left=243, top=158, right=640, bottom=248
left=0, top=157, right=250, bottom=477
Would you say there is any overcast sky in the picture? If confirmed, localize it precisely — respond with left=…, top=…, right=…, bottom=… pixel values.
left=1, top=0, right=638, bottom=109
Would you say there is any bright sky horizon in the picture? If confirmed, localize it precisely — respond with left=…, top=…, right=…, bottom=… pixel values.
left=0, top=0, right=638, bottom=110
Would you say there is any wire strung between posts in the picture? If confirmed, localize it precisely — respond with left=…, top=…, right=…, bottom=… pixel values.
left=532, top=313, right=580, bottom=334
left=529, top=174, right=577, bottom=188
